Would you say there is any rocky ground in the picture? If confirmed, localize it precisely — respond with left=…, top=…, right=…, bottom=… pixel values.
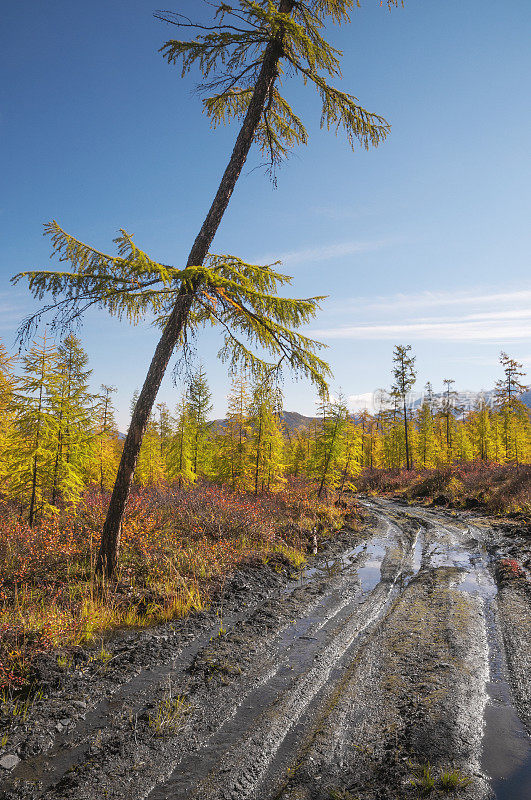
left=0, top=501, right=529, bottom=800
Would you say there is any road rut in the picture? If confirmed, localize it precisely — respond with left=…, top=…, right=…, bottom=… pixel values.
left=1, top=501, right=530, bottom=800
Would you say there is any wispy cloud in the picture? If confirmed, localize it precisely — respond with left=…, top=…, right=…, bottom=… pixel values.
left=261, top=238, right=395, bottom=267
left=453, top=353, right=531, bottom=367
left=359, top=287, right=531, bottom=313
left=311, top=284, right=531, bottom=343
left=312, top=316, right=531, bottom=342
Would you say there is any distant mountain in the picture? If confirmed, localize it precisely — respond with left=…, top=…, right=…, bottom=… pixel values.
left=408, top=389, right=497, bottom=413
left=123, top=391, right=531, bottom=441
left=212, top=410, right=318, bottom=433
left=348, top=388, right=531, bottom=415
left=209, top=390, right=530, bottom=434
left=281, top=410, right=319, bottom=431
left=281, top=389, right=531, bottom=423
left=409, top=389, right=531, bottom=413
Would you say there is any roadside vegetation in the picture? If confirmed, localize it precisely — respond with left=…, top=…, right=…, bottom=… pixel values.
left=407, top=762, right=471, bottom=795
left=352, top=347, right=530, bottom=516
left=1, top=334, right=529, bottom=690
left=358, top=461, right=531, bottom=515
left=0, top=479, right=348, bottom=691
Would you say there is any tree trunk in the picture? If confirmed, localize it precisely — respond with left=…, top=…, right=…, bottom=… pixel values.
left=254, top=415, right=262, bottom=496
left=318, top=419, right=339, bottom=499
left=403, top=398, right=410, bottom=471
left=96, top=1, right=295, bottom=576
left=29, top=360, right=45, bottom=527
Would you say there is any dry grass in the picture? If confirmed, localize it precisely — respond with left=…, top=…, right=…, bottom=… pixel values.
left=0, top=479, right=353, bottom=690
left=148, top=681, right=192, bottom=737
left=358, top=462, right=531, bottom=515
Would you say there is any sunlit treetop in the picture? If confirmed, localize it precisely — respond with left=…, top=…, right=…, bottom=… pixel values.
left=156, top=0, right=403, bottom=169
left=495, top=351, right=528, bottom=413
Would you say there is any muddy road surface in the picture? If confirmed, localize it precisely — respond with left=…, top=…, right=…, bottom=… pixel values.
left=1, top=500, right=530, bottom=799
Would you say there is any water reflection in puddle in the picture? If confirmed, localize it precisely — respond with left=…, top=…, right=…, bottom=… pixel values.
left=372, top=503, right=531, bottom=799
left=415, top=522, right=497, bottom=602
left=482, top=603, right=531, bottom=799
left=299, top=540, right=387, bottom=596
left=423, top=525, right=530, bottom=799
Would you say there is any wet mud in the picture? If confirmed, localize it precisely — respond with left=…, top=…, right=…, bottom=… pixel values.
left=1, top=501, right=529, bottom=800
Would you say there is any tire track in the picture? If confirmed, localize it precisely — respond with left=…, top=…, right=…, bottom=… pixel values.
left=148, top=516, right=420, bottom=800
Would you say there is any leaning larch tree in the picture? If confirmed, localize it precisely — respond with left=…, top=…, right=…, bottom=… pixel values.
left=14, top=1, right=403, bottom=576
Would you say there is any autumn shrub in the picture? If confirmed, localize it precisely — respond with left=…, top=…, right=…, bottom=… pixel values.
left=0, top=478, right=352, bottom=689
left=358, top=462, right=531, bottom=515
left=407, top=469, right=453, bottom=499
left=356, top=468, right=418, bottom=494
left=497, top=558, right=527, bottom=581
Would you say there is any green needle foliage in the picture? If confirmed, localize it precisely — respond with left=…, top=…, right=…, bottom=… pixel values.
left=14, top=222, right=331, bottom=392
left=167, top=395, right=196, bottom=487
left=158, top=0, right=400, bottom=171
left=5, top=335, right=61, bottom=525
left=248, top=375, right=285, bottom=493
left=13, top=0, right=404, bottom=575
left=187, top=368, right=214, bottom=475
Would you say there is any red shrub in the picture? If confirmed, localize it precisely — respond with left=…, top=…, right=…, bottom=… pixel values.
left=498, top=558, right=527, bottom=580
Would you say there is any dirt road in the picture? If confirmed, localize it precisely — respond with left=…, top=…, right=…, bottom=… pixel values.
left=1, top=500, right=530, bottom=799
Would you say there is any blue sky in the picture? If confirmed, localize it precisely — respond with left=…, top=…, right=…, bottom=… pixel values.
left=2, top=0, right=530, bottom=428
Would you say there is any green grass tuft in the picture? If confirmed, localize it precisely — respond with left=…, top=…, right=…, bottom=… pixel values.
left=439, top=768, right=472, bottom=792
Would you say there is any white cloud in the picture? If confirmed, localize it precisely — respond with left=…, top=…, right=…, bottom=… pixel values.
left=260, top=238, right=393, bottom=267
left=347, top=391, right=388, bottom=414
left=459, top=308, right=531, bottom=322
left=362, top=287, right=531, bottom=313
left=311, top=316, right=531, bottom=341
left=328, top=286, right=531, bottom=317
left=313, top=283, right=531, bottom=343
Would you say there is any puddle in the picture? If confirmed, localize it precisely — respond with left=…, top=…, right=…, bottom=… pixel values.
left=357, top=541, right=387, bottom=592
left=298, top=542, right=366, bottom=582
left=374, top=503, right=531, bottom=799
left=147, top=535, right=402, bottom=800
left=407, top=516, right=497, bottom=601
left=399, top=527, right=423, bottom=586
left=297, top=539, right=388, bottom=596
left=481, top=601, right=531, bottom=799
left=440, top=539, right=497, bottom=601
left=458, top=564, right=497, bottom=599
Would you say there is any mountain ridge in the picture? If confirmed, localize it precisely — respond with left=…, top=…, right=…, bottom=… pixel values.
left=118, top=390, right=531, bottom=437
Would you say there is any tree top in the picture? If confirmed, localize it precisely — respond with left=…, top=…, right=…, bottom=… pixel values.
left=157, top=1, right=402, bottom=170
